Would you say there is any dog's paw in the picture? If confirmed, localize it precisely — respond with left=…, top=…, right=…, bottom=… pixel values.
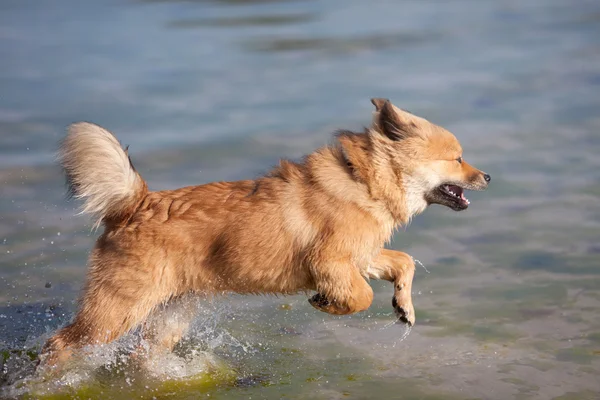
left=308, top=293, right=349, bottom=315
left=308, top=293, right=330, bottom=310
left=392, top=296, right=415, bottom=326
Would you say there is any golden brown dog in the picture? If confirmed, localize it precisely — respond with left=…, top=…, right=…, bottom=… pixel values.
left=40, top=98, right=490, bottom=366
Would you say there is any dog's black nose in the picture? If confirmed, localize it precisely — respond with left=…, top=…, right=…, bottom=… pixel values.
left=484, top=173, right=491, bottom=182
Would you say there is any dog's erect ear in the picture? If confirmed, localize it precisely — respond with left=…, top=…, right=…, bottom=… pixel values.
left=370, top=98, right=417, bottom=141
left=370, top=98, right=389, bottom=112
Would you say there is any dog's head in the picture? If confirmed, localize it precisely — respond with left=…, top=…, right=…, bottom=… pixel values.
left=369, top=98, right=490, bottom=216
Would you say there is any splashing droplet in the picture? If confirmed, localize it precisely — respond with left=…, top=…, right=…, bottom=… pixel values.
left=392, top=324, right=412, bottom=347
left=412, top=257, right=430, bottom=273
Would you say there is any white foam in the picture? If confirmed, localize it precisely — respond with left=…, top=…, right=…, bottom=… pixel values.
left=2, top=299, right=245, bottom=398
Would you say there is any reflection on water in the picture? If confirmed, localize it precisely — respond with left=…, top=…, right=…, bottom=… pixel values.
left=167, top=13, right=316, bottom=29
left=242, top=31, right=440, bottom=53
left=1, top=0, right=600, bottom=398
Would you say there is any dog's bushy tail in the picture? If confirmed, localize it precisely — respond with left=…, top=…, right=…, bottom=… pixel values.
left=58, top=122, right=148, bottom=229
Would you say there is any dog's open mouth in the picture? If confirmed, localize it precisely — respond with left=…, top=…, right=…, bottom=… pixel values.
left=429, top=183, right=470, bottom=211
left=440, top=184, right=470, bottom=205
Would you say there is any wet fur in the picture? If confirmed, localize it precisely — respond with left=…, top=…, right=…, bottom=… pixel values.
left=40, top=98, right=489, bottom=366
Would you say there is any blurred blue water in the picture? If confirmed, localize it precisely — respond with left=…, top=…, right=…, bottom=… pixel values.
left=1, top=0, right=600, bottom=398
left=2, top=0, right=599, bottom=167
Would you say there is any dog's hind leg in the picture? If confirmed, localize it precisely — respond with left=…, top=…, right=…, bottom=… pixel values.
left=40, top=264, right=175, bottom=367
left=141, top=294, right=198, bottom=353
left=366, top=249, right=416, bottom=325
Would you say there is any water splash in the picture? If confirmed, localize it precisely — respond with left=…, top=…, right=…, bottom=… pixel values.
left=0, top=299, right=246, bottom=399
left=392, top=324, right=412, bottom=347
left=378, top=319, right=398, bottom=331
left=412, top=257, right=430, bottom=274
left=376, top=318, right=412, bottom=347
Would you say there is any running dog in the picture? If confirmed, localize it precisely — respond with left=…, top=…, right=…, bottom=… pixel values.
left=41, top=98, right=490, bottom=365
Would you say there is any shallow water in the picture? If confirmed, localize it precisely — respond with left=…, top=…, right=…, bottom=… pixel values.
left=1, top=0, right=600, bottom=398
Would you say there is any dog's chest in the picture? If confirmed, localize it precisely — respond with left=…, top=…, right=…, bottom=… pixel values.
left=347, top=230, right=389, bottom=274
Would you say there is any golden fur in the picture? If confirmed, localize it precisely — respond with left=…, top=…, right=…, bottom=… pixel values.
left=40, top=98, right=489, bottom=366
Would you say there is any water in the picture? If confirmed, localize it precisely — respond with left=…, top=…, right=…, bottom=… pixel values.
left=1, top=0, right=600, bottom=398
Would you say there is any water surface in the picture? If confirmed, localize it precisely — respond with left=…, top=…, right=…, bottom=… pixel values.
left=1, top=0, right=600, bottom=398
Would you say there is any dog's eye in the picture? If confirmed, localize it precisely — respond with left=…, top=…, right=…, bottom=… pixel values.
left=456, top=157, right=462, bottom=164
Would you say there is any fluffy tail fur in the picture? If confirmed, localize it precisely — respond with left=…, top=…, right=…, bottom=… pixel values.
left=58, top=122, right=147, bottom=228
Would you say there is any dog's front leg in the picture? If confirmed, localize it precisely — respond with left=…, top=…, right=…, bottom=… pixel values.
left=308, top=258, right=373, bottom=315
left=367, top=249, right=416, bottom=326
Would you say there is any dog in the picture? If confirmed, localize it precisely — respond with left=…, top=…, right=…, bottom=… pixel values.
left=40, top=98, right=490, bottom=366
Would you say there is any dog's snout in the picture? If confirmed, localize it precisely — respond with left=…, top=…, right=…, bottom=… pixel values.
left=483, top=173, right=491, bottom=183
